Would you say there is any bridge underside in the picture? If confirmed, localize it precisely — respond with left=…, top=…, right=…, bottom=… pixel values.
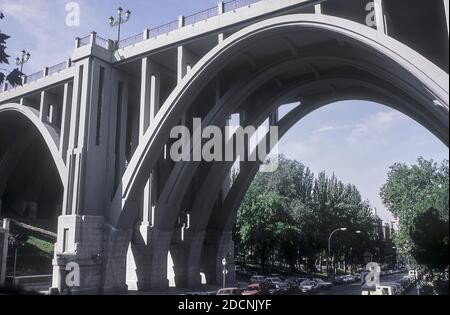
left=112, top=19, right=448, bottom=292
left=0, top=0, right=447, bottom=294
left=0, top=112, right=63, bottom=225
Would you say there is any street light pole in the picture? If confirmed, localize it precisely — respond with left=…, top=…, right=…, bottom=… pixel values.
left=15, top=50, right=31, bottom=73
left=109, top=7, right=131, bottom=48
left=327, top=227, right=347, bottom=277
left=222, top=257, right=227, bottom=289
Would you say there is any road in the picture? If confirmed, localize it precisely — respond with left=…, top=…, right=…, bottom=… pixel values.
left=309, top=273, right=412, bottom=295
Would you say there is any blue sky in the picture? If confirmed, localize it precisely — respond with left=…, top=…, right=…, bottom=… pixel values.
left=1, top=0, right=448, bottom=222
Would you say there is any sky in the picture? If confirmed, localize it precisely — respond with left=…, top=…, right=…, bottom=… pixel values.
left=1, top=0, right=448, bottom=222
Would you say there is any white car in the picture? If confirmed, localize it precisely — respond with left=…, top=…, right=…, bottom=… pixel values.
left=362, top=284, right=396, bottom=295
left=217, top=288, right=242, bottom=295
left=298, top=280, right=319, bottom=293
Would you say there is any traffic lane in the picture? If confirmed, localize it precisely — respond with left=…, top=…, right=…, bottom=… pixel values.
left=307, top=273, right=410, bottom=295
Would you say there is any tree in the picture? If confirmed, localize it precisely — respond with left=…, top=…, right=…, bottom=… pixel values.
left=235, top=155, right=378, bottom=274
left=380, top=157, right=449, bottom=260
left=0, top=13, right=24, bottom=87
left=236, top=188, right=292, bottom=272
left=409, top=207, right=449, bottom=271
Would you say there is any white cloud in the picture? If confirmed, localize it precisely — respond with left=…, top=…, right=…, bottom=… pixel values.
left=307, top=124, right=356, bottom=135
left=346, top=110, right=406, bottom=144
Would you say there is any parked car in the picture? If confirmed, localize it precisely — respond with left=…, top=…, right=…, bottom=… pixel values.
left=277, top=281, right=291, bottom=293
left=298, top=280, right=319, bottom=293
left=242, top=282, right=271, bottom=295
left=331, top=276, right=344, bottom=285
left=342, top=275, right=356, bottom=283
left=313, top=278, right=333, bottom=290
left=217, top=288, right=242, bottom=295
left=267, top=283, right=280, bottom=295
left=235, top=266, right=251, bottom=277
left=362, top=284, right=396, bottom=295
left=297, top=277, right=308, bottom=285
left=385, top=282, right=402, bottom=295
left=250, top=275, right=267, bottom=283
left=266, top=277, right=283, bottom=285
left=284, top=276, right=299, bottom=287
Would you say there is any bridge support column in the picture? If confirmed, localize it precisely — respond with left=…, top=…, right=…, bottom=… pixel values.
left=314, top=3, right=321, bottom=14
left=59, top=82, right=73, bottom=162
left=39, top=90, right=60, bottom=125
left=200, top=230, right=236, bottom=286
left=39, top=91, right=50, bottom=123
left=140, top=58, right=160, bottom=235
left=51, top=215, right=107, bottom=294
left=101, top=224, right=132, bottom=294
left=374, top=0, right=386, bottom=34
left=126, top=225, right=173, bottom=290
left=169, top=229, right=206, bottom=288
left=177, top=46, right=195, bottom=84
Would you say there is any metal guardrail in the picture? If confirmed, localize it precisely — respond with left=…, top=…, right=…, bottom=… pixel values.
left=115, top=0, right=262, bottom=50
left=25, top=70, right=44, bottom=84
left=47, top=61, right=67, bottom=76
left=185, top=6, right=219, bottom=26
left=149, top=20, right=179, bottom=38
left=0, top=60, right=73, bottom=94
left=224, top=0, right=262, bottom=13
left=118, top=32, right=144, bottom=49
left=0, top=0, right=301, bottom=95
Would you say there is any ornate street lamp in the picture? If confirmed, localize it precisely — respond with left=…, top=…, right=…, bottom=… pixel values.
left=109, top=7, right=131, bottom=47
left=15, top=50, right=31, bottom=73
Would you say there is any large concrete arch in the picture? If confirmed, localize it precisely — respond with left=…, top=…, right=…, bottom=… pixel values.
left=181, top=75, right=450, bottom=286
left=132, top=68, right=448, bottom=288
left=112, top=13, right=449, bottom=230
left=0, top=103, right=67, bottom=186
left=199, top=88, right=450, bottom=285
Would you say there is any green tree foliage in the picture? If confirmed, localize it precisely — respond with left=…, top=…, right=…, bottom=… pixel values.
left=235, top=155, right=377, bottom=273
left=0, top=13, right=24, bottom=86
left=409, top=208, right=449, bottom=271
left=380, top=157, right=449, bottom=261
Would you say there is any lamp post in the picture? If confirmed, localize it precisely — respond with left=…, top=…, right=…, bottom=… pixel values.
left=109, top=7, right=131, bottom=48
left=327, top=227, right=347, bottom=277
left=15, top=50, right=31, bottom=73
left=222, top=257, right=227, bottom=288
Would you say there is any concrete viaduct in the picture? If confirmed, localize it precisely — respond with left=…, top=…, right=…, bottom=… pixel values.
left=0, top=0, right=448, bottom=294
